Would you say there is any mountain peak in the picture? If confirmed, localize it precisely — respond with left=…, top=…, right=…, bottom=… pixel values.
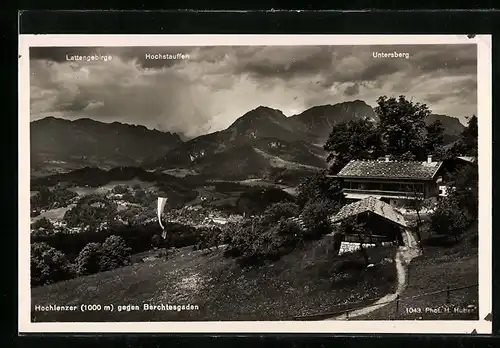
left=229, top=106, right=285, bottom=127
left=247, top=105, right=284, bottom=116
left=254, top=105, right=279, bottom=111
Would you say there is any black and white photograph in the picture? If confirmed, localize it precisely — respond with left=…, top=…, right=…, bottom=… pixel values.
left=18, top=35, right=492, bottom=334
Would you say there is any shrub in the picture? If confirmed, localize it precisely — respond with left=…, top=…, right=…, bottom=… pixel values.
left=276, top=218, right=303, bottom=247
left=31, top=242, right=74, bottom=286
left=99, top=235, right=132, bottom=271
left=74, top=242, right=103, bottom=276
left=224, top=217, right=262, bottom=259
left=194, top=226, right=224, bottom=251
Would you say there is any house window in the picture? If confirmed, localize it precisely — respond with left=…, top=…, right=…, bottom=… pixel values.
left=363, top=182, right=381, bottom=190
left=401, top=183, right=424, bottom=193
left=348, top=181, right=359, bottom=189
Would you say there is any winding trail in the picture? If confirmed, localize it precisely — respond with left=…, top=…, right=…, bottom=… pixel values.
left=325, top=229, right=421, bottom=320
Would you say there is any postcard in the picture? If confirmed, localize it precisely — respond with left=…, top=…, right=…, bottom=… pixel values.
left=18, top=34, right=492, bottom=334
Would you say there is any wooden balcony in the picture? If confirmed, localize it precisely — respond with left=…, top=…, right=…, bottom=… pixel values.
left=342, top=188, right=424, bottom=199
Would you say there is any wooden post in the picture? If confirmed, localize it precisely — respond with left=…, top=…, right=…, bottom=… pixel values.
left=345, top=310, right=349, bottom=320
left=396, top=295, right=400, bottom=312
left=446, top=286, right=451, bottom=304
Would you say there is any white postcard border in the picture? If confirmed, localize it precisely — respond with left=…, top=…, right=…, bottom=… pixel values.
left=18, top=34, right=492, bottom=334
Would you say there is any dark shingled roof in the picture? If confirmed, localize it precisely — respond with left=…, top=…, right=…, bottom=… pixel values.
left=336, top=159, right=443, bottom=180
left=330, top=196, right=407, bottom=228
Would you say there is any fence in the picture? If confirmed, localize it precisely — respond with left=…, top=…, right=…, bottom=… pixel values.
left=291, top=283, right=478, bottom=321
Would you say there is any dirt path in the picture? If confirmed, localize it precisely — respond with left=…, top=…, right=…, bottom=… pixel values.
left=325, top=229, right=421, bottom=320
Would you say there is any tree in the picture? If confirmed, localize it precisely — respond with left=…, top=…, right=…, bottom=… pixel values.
left=31, top=217, right=55, bottom=233
left=430, top=195, right=469, bottom=242
left=118, top=206, right=145, bottom=226
left=50, top=184, right=78, bottom=208
left=446, top=164, right=478, bottom=222
left=296, top=170, right=344, bottom=208
left=133, top=189, right=147, bottom=203
left=449, top=115, right=478, bottom=157
left=261, top=202, right=300, bottom=226
left=63, top=194, right=117, bottom=230
left=424, top=120, right=446, bottom=160
left=111, top=185, right=129, bottom=195
left=31, top=242, right=74, bottom=286
left=324, top=118, right=382, bottom=173
left=74, top=242, right=103, bottom=276
left=375, top=95, right=431, bottom=160
left=99, top=235, right=132, bottom=271
left=301, top=198, right=337, bottom=239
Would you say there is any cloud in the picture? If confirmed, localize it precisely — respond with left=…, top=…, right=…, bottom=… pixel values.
left=344, top=83, right=360, bottom=96
left=30, top=44, right=477, bottom=135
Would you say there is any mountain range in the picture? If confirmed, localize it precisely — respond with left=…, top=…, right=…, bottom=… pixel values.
left=31, top=117, right=182, bottom=177
left=30, top=100, right=466, bottom=180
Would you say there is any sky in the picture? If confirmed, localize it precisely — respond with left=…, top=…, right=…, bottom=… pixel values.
left=30, top=44, right=477, bottom=138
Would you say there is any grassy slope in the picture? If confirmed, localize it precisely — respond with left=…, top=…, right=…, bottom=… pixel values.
left=356, top=227, right=478, bottom=320
left=31, top=238, right=397, bottom=322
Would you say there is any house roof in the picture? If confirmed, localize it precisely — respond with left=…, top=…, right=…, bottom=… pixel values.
left=330, top=196, right=407, bottom=228
left=457, top=156, right=477, bottom=164
left=336, top=159, right=443, bottom=180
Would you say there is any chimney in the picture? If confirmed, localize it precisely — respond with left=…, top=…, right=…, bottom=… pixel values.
left=427, top=155, right=432, bottom=163
left=385, top=155, right=390, bottom=162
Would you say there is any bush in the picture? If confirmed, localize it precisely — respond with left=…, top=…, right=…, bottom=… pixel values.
left=99, top=235, right=132, bottom=271
left=74, top=242, right=103, bottom=276
left=261, top=202, right=300, bottom=225
left=111, top=185, right=130, bottom=194
left=430, top=195, right=469, bottom=242
left=31, top=217, right=54, bottom=232
left=275, top=218, right=303, bottom=247
left=31, top=242, right=74, bottom=286
left=151, top=234, right=162, bottom=248
left=194, top=226, right=224, bottom=251
left=301, top=199, right=337, bottom=239
left=224, top=215, right=304, bottom=267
